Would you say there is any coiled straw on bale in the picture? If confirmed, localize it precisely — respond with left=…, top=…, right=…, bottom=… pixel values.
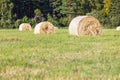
left=19, top=23, right=32, bottom=31
left=69, top=16, right=102, bottom=36
left=34, top=21, right=57, bottom=34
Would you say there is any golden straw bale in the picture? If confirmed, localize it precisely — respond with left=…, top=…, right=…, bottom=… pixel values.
left=69, top=16, right=102, bottom=36
left=19, top=23, right=32, bottom=31
left=34, top=21, right=57, bottom=34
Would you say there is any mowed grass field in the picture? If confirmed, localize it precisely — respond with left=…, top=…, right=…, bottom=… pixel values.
left=0, top=28, right=120, bottom=80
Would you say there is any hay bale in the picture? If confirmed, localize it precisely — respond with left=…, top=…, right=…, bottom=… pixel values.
left=69, top=16, right=102, bottom=36
left=116, top=26, right=120, bottom=30
left=19, top=23, right=32, bottom=31
left=34, top=21, right=57, bottom=34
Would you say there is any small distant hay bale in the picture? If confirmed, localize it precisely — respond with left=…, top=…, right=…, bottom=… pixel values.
left=69, top=16, right=102, bottom=36
left=116, top=26, right=120, bottom=30
left=34, top=21, right=57, bottom=34
left=19, top=23, right=32, bottom=31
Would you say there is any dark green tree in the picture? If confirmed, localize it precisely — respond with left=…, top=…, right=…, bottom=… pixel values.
left=108, top=0, right=120, bottom=27
left=49, top=0, right=62, bottom=18
left=1, top=0, right=116, bottom=28
left=0, top=0, right=14, bottom=28
left=11, top=0, right=52, bottom=19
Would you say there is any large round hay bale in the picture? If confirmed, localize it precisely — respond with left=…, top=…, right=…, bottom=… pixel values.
left=69, top=16, right=102, bottom=36
left=19, top=23, right=32, bottom=31
left=116, top=26, right=120, bottom=30
left=34, top=21, right=57, bottom=34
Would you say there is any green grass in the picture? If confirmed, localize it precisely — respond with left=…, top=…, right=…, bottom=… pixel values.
left=0, top=29, right=120, bottom=80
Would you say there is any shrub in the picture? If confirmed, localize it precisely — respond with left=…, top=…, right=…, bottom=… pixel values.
left=47, top=14, right=58, bottom=27
left=59, top=17, right=69, bottom=27
left=15, top=16, right=30, bottom=29
left=21, top=16, right=29, bottom=23
left=15, top=19, right=22, bottom=28
left=29, top=18, right=37, bottom=28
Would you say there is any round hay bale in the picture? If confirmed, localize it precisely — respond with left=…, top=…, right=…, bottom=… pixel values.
left=116, top=26, right=120, bottom=30
left=19, top=23, right=32, bottom=31
left=69, top=16, right=102, bottom=36
left=34, top=21, right=57, bottom=34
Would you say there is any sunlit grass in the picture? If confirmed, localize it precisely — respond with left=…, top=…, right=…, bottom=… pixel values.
left=0, top=29, right=120, bottom=80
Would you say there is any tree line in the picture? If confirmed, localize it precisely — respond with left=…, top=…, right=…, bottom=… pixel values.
left=0, top=0, right=120, bottom=29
